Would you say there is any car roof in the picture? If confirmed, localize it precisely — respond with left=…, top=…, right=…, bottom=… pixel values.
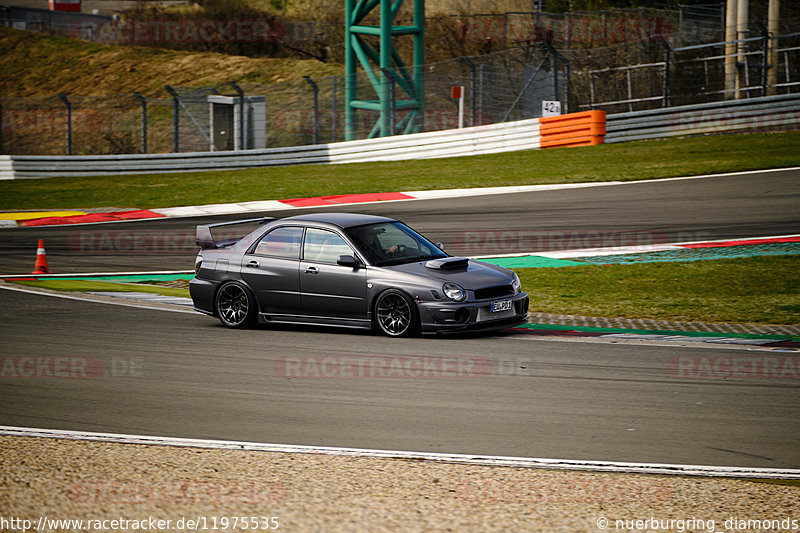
left=280, top=212, right=397, bottom=228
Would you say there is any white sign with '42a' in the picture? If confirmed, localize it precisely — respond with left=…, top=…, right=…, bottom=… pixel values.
left=542, top=100, right=562, bottom=117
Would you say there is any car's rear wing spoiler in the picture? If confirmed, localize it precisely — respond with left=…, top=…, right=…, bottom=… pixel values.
left=196, top=217, right=275, bottom=250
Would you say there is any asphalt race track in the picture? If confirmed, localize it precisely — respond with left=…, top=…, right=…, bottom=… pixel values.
left=3, top=288, right=800, bottom=469
left=0, top=169, right=798, bottom=273
left=1, top=170, right=799, bottom=469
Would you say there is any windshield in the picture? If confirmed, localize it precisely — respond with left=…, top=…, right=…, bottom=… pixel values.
left=346, top=222, right=447, bottom=267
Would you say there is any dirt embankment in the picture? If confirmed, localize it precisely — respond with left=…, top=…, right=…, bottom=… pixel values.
left=0, top=27, right=342, bottom=98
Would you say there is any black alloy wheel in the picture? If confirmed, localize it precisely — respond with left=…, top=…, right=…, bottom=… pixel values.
left=215, top=281, right=257, bottom=329
left=374, top=289, right=419, bottom=337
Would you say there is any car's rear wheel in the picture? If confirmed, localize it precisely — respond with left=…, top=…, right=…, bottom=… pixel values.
left=215, top=281, right=257, bottom=329
left=374, top=289, right=419, bottom=337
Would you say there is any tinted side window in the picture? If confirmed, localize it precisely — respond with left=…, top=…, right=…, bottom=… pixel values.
left=253, top=226, right=303, bottom=259
left=303, top=228, right=354, bottom=263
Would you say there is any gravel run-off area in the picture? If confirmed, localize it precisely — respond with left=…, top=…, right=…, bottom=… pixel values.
left=1, top=435, right=799, bottom=532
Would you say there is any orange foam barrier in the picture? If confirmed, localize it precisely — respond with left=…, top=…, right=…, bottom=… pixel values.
left=539, top=110, right=606, bottom=149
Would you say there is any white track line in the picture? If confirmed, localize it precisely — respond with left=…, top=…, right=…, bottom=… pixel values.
left=508, top=333, right=792, bottom=353
left=0, top=270, right=193, bottom=279
left=0, top=283, right=196, bottom=314
left=474, top=234, right=800, bottom=260
left=1, top=425, right=798, bottom=479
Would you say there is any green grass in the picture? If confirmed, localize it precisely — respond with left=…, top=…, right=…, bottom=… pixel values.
left=2, top=131, right=799, bottom=210
left=516, top=255, right=800, bottom=325
left=8, top=279, right=190, bottom=299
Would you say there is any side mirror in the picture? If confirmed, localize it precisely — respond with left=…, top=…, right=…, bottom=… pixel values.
left=435, top=242, right=445, bottom=251
left=337, top=255, right=360, bottom=269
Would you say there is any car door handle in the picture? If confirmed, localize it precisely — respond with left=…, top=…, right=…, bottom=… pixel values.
left=304, top=266, right=319, bottom=274
left=246, top=260, right=260, bottom=268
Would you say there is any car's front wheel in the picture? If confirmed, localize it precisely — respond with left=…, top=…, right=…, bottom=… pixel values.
left=374, top=289, right=419, bottom=337
left=215, top=281, right=257, bottom=329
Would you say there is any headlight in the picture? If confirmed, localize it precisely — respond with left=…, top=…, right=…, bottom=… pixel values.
left=443, top=282, right=466, bottom=302
left=511, top=272, right=521, bottom=294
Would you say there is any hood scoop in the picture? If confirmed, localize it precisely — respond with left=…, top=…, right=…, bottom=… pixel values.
left=425, top=257, right=469, bottom=270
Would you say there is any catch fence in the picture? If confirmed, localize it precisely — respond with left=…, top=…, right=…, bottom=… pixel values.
left=1, top=31, right=799, bottom=155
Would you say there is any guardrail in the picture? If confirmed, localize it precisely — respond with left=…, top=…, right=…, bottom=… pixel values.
left=605, top=93, right=800, bottom=143
left=1, top=94, right=798, bottom=179
left=0, top=117, right=542, bottom=179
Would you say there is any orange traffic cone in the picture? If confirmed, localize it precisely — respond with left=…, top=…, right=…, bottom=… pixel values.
left=31, top=239, right=50, bottom=274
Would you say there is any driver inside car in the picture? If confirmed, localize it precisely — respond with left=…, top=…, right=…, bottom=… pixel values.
left=354, top=227, right=399, bottom=262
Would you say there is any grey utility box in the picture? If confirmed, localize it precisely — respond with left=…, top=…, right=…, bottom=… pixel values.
left=208, top=95, right=266, bottom=151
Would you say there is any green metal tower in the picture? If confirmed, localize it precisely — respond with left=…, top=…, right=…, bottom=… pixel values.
left=344, top=0, right=425, bottom=141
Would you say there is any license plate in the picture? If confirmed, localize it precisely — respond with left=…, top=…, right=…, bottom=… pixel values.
left=491, top=300, right=513, bottom=313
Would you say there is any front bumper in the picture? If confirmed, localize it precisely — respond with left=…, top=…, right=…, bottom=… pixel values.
left=417, top=292, right=529, bottom=333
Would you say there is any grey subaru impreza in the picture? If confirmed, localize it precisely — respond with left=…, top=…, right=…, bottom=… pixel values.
left=190, top=213, right=528, bottom=336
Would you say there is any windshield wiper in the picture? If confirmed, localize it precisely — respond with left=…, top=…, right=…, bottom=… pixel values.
left=381, top=254, right=444, bottom=267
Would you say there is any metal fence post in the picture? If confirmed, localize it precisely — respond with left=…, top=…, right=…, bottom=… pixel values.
left=564, top=57, right=571, bottom=114
left=331, top=77, right=337, bottom=143
left=657, top=35, right=672, bottom=107
left=57, top=94, right=72, bottom=155
left=756, top=21, right=770, bottom=97
left=303, top=76, right=319, bottom=145
left=544, top=42, right=570, bottom=113
left=132, top=91, right=147, bottom=154
left=164, top=85, right=180, bottom=153
left=228, top=82, right=245, bottom=150
left=461, top=56, right=477, bottom=127
left=664, top=46, right=672, bottom=107
left=552, top=49, right=559, bottom=102
left=478, top=64, right=485, bottom=125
